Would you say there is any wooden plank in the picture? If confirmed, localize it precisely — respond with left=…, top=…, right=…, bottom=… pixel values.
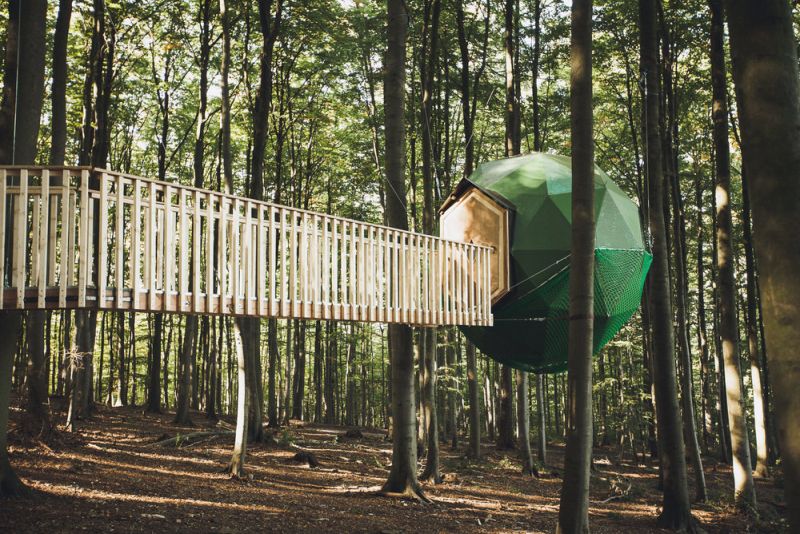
left=422, top=237, right=429, bottom=325
left=369, top=225, right=376, bottom=322
left=192, top=190, right=202, bottom=313
left=12, top=170, right=28, bottom=308
left=148, top=181, right=158, bottom=310
left=66, top=189, right=77, bottom=306
left=219, top=198, right=228, bottom=313
left=381, top=229, right=389, bottom=322
left=299, top=212, right=307, bottom=315
left=0, top=169, right=7, bottom=308
left=280, top=207, right=288, bottom=315
left=392, top=231, right=399, bottom=323
left=47, top=176, right=59, bottom=286
left=77, top=170, right=89, bottom=308
left=331, top=219, right=339, bottom=320
left=311, top=213, right=319, bottom=318
left=268, top=205, right=277, bottom=315
left=116, top=175, right=125, bottom=308
left=289, top=210, right=297, bottom=317
left=322, top=215, right=330, bottom=318
left=164, top=186, right=175, bottom=311
left=131, top=179, right=141, bottom=309
left=244, top=200, right=253, bottom=315
left=258, top=205, right=266, bottom=316
left=37, top=170, right=50, bottom=308
left=30, top=183, right=40, bottom=295
left=57, top=172, right=69, bottom=308
left=205, top=193, right=215, bottom=313
left=349, top=222, right=359, bottom=319
left=97, top=173, right=108, bottom=308
left=231, top=198, right=240, bottom=314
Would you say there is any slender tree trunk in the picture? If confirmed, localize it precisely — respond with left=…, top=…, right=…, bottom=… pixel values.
left=640, top=0, right=694, bottom=529
left=740, top=168, right=768, bottom=478
left=557, top=0, right=594, bottom=530
left=724, top=1, right=800, bottom=526
left=669, top=156, right=706, bottom=503
left=466, top=340, right=480, bottom=458
left=146, top=314, right=162, bottom=413
left=229, top=321, right=249, bottom=477
left=535, top=373, right=547, bottom=464
left=709, top=0, right=756, bottom=509
left=517, top=370, right=535, bottom=475
left=420, top=328, right=441, bottom=482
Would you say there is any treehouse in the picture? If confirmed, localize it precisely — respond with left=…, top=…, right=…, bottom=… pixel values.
left=439, top=153, right=652, bottom=374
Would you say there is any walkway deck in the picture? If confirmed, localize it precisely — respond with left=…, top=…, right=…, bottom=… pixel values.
left=0, top=167, right=493, bottom=326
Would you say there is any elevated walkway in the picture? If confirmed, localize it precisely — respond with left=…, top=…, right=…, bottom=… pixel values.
left=0, top=167, right=493, bottom=326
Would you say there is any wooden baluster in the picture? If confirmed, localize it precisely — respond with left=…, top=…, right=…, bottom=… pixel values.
left=322, top=216, right=330, bottom=319
left=0, top=170, right=6, bottom=308
left=332, top=219, right=339, bottom=320
left=349, top=222, right=358, bottom=319
left=311, top=214, right=320, bottom=318
left=244, top=200, right=254, bottom=315
left=12, top=169, right=27, bottom=308
left=268, top=206, right=277, bottom=315
left=231, top=199, right=241, bottom=314
left=369, top=225, right=376, bottom=322
left=219, top=198, right=228, bottom=313
left=146, top=182, right=157, bottom=310
left=57, top=172, right=70, bottom=308
left=115, top=176, right=125, bottom=309
left=289, top=210, right=297, bottom=317
left=280, top=207, right=288, bottom=316
left=191, top=190, right=201, bottom=313
left=47, top=174, right=59, bottom=290
left=206, top=193, right=215, bottom=313
left=163, top=185, right=174, bottom=312
left=37, top=170, right=50, bottom=309
left=258, top=205, right=267, bottom=316
left=77, top=170, right=89, bottom=308
left=299, top=212, right=308, bottom=317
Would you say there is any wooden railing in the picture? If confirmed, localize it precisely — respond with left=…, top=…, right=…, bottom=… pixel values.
left=0, top=167, right=493, bottom=326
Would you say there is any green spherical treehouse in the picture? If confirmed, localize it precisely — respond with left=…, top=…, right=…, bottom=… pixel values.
left=440, top=153, right=651, bottom=373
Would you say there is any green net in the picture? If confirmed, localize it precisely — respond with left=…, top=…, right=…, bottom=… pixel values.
left=455, top=153, right=651, bottom=374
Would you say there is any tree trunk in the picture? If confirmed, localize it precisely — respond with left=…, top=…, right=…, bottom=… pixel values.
left=709, top=0, right=756, bottom=509
left=229, top=320, right=249, bottom=477
left=557, top=0, right=594, bottom=530
left=535, top=372, right=547, bottom=464
left=497, top=365, right=515, bottom=449
left=640, top=0, right=694, bottom=528
left=146, top=314, right=162, bottom=413
left=420, top=328, right=441, bottom=482
left=517, top=370, right=535, bottom=475
left=466, top=340, right=480, bottom=459
left=0, top=0, right=47, bottom=496
left=724, top=1, right=800, bottom=526
left=381, top=0, right=425, bottom=501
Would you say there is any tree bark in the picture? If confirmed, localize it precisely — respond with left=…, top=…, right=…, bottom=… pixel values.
left=709, top=0, right=756, bottom=510
left=639, top=0, right=694, bottom=529
left=535, top=372, right=547, bottom=464
left=381, top=0, right=426, bottom=501
left=0, top=0, right=47, bottom=496
left=724, top=1, right=800, bottom=527
left=557, top=0, right=594, bottom=530
left=466, top=340, right=481, bottom=459
left=517, top=370, right=535, bottom=475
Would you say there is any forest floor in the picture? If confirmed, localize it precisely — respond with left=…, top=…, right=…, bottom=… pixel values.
left=1, top=399, right=789, bottom=533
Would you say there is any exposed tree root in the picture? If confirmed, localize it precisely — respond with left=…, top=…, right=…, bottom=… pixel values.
left=150, top=430, right=233, bottom=448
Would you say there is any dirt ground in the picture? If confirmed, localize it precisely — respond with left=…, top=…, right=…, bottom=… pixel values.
left=1, top=400, right=789, bottom=533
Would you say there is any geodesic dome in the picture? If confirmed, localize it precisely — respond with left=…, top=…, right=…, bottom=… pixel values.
left=440, top=153, right=651, bottom=373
